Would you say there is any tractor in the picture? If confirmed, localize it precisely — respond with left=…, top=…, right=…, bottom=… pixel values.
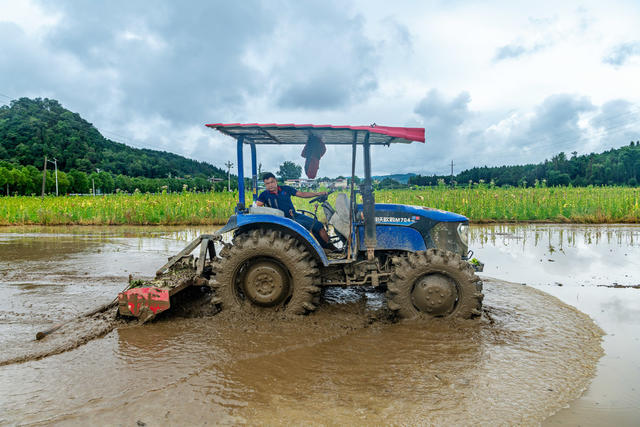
left=118, top=123, right=483, bottom=322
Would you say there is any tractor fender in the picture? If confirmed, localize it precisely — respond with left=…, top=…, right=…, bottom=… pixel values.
left=215, top=214, right=330, bottom=267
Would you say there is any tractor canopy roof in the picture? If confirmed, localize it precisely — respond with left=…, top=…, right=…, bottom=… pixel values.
left=205, top=123, right=425, bottom=145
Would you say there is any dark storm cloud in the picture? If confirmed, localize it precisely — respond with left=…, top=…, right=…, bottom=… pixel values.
left=603, top=41, right=640, bottom=66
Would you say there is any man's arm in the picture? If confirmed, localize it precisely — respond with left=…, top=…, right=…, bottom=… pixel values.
left=295, top=190, right=327, bottom=198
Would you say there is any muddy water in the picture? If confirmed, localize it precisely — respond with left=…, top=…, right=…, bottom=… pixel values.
left=0, top=225, right=622, bottom=425
left=470, top=224, right=640, bottom=426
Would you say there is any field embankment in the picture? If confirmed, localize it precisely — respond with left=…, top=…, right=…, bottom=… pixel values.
left=0, top=186, right=638, bottom=225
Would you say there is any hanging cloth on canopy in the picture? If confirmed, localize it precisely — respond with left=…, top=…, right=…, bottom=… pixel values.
left=301, top=133, right=326, bottom=179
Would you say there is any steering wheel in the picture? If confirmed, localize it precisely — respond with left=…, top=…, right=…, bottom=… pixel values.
left=309, top=189, right=334, bottom=204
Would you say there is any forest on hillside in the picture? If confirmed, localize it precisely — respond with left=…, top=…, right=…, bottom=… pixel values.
left=409, top=141, right=640, bottom=188
left=1, top=97, right=639, bottom=195
left=0, top=98, right=229, bottom=195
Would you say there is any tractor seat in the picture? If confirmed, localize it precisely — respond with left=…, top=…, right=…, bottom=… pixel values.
left=329, top=193, right=350, bottom=238
left=248, top=205, right=285, bottom=217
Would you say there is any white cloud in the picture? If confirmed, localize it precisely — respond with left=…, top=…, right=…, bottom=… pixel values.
left=1, top=0, right=639, bottom=177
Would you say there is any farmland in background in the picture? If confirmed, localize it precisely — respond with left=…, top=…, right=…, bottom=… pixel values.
left=1, top=186, right=638, bottom=225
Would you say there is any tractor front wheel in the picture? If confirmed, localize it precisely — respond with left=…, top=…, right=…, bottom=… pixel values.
left=386, top=249, right=483, bottom=320
left=209, top=229, right=321, bottom=314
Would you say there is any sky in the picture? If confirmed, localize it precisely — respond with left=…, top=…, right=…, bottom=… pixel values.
left=1, top=0, right=639, bottom=178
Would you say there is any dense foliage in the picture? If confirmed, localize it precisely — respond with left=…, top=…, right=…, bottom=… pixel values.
left=0, top=97, right=225, bottom=180
left=277, top=161, right=302, bottom=180
left=0, top=160, right=231, bottom=195
left=409, top=142, right=640, bottom=187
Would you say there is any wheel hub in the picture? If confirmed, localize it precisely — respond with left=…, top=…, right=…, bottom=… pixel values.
left=242, top=260, right=290, bottom=306
left=411, top=273, right=458, bottom=315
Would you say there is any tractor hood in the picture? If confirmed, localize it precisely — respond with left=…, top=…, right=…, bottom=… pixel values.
left=371, top=204, right=468, bottom=223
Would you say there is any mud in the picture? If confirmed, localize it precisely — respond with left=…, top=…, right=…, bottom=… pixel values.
left=597, top=284, right=640, bottom=289
left=0, top=225, right=628, bottom=425
left=0, top=278, right=604, bottom=425
left=0, top=309, right=121, bottom=367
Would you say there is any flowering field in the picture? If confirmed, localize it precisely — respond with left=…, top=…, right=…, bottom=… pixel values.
left=0, top=186, right=638, bottom=225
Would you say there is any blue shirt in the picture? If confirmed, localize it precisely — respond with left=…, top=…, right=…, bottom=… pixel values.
left=257, top=185, right=298, bottom=218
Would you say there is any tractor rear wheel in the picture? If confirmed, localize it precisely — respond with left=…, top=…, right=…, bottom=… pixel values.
left=386, top=249, right=483, bottom=320
left=209, top=229, right=321, bottom=314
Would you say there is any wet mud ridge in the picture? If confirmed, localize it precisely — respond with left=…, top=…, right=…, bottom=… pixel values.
left=0, top=308, right=122, bottom=367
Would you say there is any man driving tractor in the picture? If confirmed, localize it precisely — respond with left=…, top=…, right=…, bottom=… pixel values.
left=256, top=172, right=333, bottom=248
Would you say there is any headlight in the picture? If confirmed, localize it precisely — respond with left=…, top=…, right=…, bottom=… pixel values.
left=457, top=223, right=469, bottom=245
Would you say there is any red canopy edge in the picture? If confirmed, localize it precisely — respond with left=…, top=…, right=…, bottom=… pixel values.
left=205, top=123, right=425, bottom=143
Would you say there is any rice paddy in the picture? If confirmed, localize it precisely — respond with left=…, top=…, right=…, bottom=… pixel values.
left=0, top=186, right=638, bottom=225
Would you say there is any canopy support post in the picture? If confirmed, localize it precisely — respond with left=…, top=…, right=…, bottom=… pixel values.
left=347, top=132, right=357, bottom=259
left=250, top=143, right=258, bottom=202
left=236, top=136, right=245, bottom=211
left=362, top=131, right=376, bottom=260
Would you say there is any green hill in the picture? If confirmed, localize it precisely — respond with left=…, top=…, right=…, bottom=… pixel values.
left=0, top=97, right=224, bottom=179
left=410, top=141, right=640, bottom=187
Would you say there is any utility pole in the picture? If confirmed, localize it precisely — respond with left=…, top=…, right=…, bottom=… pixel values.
left=450, top=160, right=455, bottom=188
left=47, top=158, right=58, bottom=196
left=41, top=155, right=48, bottom=198
left=225, top=161, right=233, bottom=192
left=94, top=168, right=101, bottom=196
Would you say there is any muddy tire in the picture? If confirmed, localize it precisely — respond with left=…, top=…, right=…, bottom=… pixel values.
left=386, top=249, right=483, bottom=320
left=209, top=229, right=321, bottom=314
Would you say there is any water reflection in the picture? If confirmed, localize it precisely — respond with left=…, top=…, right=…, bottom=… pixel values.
left=469, top=224, right=640, bottom=426
left=470, top=224, right=640, bottom=288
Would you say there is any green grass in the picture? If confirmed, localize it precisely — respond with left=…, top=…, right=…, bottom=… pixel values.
left=0, top=186, right=638, bottom=226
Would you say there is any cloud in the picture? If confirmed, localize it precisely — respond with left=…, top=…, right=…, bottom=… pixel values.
left=414, top=89, right=471, bottom=140
left=527, top=94, right=595, bottom=143
left=493, top=44, right=528, bottom=61
left=2, top=1, right=639, bottom=178
left=0, top=0, right=381, bottom=170
left=589, top=99, right=640, bottom=144
left=603, top=41, right=640, bottom=66
left=36, top=0, right=275, bottom=121
left=266, top=7, right=379, bottom=110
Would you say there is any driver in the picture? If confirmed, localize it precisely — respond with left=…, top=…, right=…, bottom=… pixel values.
left=257, top=172, right=333, bottom=248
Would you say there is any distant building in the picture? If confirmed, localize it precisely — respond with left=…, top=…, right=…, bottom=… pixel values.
left=284, top=178, right=317, bottom=188
left=330, top=178, right=348, bottom=189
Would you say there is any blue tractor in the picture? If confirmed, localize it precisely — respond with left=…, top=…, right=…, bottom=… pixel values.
left=120, top=123, right=483, bottom=322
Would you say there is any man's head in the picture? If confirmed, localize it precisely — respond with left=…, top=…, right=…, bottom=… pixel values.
left=261, top=172, right=278, bottom=192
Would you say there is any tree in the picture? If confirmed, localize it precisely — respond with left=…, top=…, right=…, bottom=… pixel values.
left=376, top=177, right=403, bottom=189
left=68, top=169, right=90, bottom=193
left=277, top=161, right=302, bottom=180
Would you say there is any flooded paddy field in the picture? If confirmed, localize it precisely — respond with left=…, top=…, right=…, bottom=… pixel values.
left=0, top=224, right=637, bottom=425
left=472, top=224, right=640, bottom=426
